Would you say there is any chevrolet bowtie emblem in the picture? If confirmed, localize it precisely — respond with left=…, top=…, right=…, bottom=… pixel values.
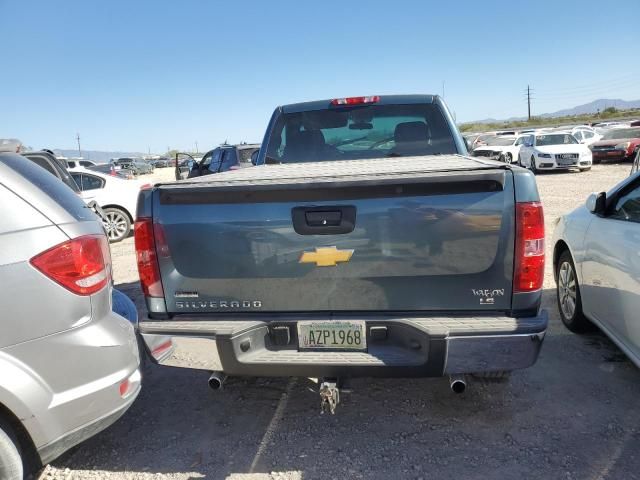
left=299, top=246, right=354, bottom=267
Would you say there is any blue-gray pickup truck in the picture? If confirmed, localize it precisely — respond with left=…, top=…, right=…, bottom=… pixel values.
left=135, top=95, right=547, bottom=412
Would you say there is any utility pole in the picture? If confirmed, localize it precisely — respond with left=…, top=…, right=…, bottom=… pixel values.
left=76, top=133, right=81, bottom=157
left=526, top=85, right=532, bottom=121
left=195, top=141, right=199, bottom=153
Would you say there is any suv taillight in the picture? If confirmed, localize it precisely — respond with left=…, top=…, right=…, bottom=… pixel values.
left=514, top=202, right=545, bottom=292
left=134, top=217, right=164, bottom=297
left=30, top=235, right=111, bottom=295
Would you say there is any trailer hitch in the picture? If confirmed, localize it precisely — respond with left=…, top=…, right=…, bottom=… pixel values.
left=319, top=379, right=340, bottom=414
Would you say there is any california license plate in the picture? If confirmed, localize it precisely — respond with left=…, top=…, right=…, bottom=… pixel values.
left=297, top=320, right=366, bottom=350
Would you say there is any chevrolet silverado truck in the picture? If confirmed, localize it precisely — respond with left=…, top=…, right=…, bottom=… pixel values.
left=136, top=95, right=547, bottom=413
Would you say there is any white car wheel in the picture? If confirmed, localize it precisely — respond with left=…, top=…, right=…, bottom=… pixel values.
left=103, top=207, right=131, bottom=243
left=0, top=422, right=22, bottom=480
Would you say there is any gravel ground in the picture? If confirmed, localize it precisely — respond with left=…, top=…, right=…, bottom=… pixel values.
left=43, top=163, right=640, bottom=480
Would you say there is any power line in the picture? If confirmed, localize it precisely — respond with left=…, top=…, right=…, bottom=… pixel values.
left=534, top=73, right=637, bottom=94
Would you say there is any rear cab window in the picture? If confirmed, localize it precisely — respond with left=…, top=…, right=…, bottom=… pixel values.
left=265, top=103, right=459, bottom=163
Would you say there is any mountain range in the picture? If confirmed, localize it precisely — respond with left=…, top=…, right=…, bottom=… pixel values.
left=468, top=98, right=640, bottom=124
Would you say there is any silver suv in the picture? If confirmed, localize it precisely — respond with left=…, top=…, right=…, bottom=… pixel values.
left=0, top=153, right=140, bottom=478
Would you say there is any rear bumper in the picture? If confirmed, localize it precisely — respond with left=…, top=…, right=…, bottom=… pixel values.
left=592, top=151, right=627, bottom=161
left=139, top=312, right=547, bottom=378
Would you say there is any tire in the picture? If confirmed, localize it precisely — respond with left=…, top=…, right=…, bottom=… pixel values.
left=530, top=155, right=538, bottom=174
left=472, top=371, right=511, bottom=383
left=505, top=153, right=513, bottom=164
left=556, top=250, right=592, bottom=333
left=593, top=158, right=601, bottom=165
left=517, top=153, right=522, bottom=166
left=0, top=421, right=23, bottom=480
left=102, top=207, right=131, bottom=243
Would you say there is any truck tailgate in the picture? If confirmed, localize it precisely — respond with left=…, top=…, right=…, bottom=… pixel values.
left=152, top=156, right=514, bottom=314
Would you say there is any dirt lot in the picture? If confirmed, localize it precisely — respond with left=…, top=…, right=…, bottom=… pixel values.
left=44, top=163, right=640, bottom=480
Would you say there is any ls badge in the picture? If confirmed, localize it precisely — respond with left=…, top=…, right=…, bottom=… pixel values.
left=299, top=246, right=354, bottom=267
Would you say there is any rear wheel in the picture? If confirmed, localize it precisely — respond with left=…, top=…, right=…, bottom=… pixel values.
left=556, top=250, right=592, bottom=333
left=103, top=207, right=131, bottom=243
left=0, top=421, right=22, bottom=480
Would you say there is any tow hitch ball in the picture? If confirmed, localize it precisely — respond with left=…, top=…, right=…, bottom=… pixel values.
left=319, top=379, right=340, bottom=414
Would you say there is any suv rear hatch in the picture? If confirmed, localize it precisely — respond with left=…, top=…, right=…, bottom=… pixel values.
left=149, top=156, right=514, bottom=314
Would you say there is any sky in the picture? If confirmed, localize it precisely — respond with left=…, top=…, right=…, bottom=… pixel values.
left=1, top=0, right=639, bottom=153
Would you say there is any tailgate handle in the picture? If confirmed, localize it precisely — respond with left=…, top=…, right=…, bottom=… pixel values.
left=292, top=206, right=356, bottom=235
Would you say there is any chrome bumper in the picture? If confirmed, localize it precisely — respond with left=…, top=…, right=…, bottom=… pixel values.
left=140, top=312, right=547, bottom=378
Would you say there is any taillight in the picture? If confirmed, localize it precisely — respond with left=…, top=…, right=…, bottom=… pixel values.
left=134, top=217, right=164, bottom=297
left=330, top=95, right=380, bottom=106
left=514, top=202, right=545, bottom=292
left=151, top=339, right=173, bottom=360
left=30, top=235, right=111, bottom=295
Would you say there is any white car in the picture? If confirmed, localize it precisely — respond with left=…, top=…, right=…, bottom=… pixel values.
left=472, top=135, right=526, bottom=164
left=552, top=173, right=640, bottom=367
left=571, top=126, right=602, bottom=146
left=71, top=168, right=147, bottom=242
left=59, top=158, right=96, bottom=170
left=517, top=131, right=592, bottom=173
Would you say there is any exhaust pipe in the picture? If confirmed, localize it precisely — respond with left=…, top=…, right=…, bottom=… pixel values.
left=208, top=371, right=227, bottom=391
left=449, top=374, right=466, bottom=394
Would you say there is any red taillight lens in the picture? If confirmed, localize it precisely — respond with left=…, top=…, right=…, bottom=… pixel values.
left=151, top=339, right=173, bottom=360
left=30, top=235, right=111, bottom=295
left=514, top=202, right=545, bottom=292
left=330, top=95, right=380, bottom=106
left=134, top=217, right=164, bottom=297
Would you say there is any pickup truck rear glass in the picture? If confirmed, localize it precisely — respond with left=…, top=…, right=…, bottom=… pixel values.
left=265, top=104, right=458, bottom=163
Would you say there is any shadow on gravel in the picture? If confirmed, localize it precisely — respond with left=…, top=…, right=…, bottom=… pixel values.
left=50, top=284, right=640, bottom=480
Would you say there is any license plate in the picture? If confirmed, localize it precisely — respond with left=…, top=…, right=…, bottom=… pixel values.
left=558, top=159, right=575, bottom=165
left=297, top=320, right=366, bottom=350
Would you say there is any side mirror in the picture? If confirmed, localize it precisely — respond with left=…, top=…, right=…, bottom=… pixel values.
left=251, top=150, right=259, bottom=166
left=586, top=192, right=606, bottom=215
left=525, top=142, right=533, bottom=148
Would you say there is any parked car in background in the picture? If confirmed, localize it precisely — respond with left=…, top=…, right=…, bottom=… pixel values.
left=112, top=158, right=154, bottom=175
left=71, top=169, right=147, bottom=242
left=518, top=131, right=592, bottom=173
left=472, top=135, right=524, bottom=163
left=0, top=138, right=23, bottom=153
left=186, top=143, right=260, bottom=178
left=468, top=133, right=496, bottom=150
left=589, top=127, right=640, bottom=164
left=553, top=172, right=640, bottom=368
left=64, top=158, right=96, bottom=170
left=571, top=126, right=602, bottom=146
left=20, top=150, right=80, bottom=193
left=150, top=157, right=171, bottom=168
left=0, top=152, right=140, bottom=479
left=86, top=162, right=134, bottom=179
